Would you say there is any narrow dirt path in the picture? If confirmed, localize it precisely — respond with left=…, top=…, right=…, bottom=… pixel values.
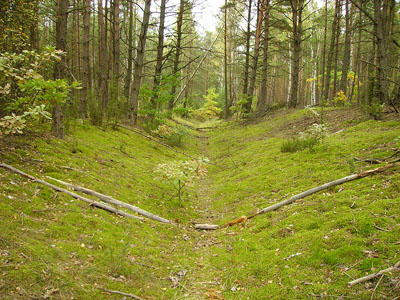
left=178, top=129, right=229, bottom=300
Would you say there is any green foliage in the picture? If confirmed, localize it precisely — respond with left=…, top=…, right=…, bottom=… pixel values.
left=155, top=157, right=209, bottom=204
left=229, top=96, right=248, bottom=120
left=151, top=124, right=187, bottom=147
left=0, top=104, right=51, bottom=136
left=361, top=98, right=385, bottom=120
left=281, top=123, right=328, bottom=153
left=192, top=88, right=221, bottom=121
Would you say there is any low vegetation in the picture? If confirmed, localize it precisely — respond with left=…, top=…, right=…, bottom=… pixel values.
left=0, top=108, right=399, bottom=299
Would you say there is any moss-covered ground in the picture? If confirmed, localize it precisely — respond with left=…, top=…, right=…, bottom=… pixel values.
left=0, top=108, right=399, bottom=299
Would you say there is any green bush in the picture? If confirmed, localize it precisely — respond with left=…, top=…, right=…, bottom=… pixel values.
left=280, top=136, right=319, bottom=153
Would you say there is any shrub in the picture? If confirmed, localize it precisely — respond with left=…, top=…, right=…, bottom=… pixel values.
left=362, top=98, right=384, bottom=120
left=281, top=123, right=328, bottom=153
left=155, top=157, right=209, bottom=205
left=192, top=88, right=221, bottom=121
left=151, top=124, right=187, bottom=147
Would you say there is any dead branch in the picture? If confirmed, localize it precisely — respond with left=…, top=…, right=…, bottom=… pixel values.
left=60, top=166, right=100, bottom=181
left=220, top=164, right=399, bottom=228
left=47, top=177, right=171, bottom=224
left=97, top=287, right=145, bottom=300
left=0, top=163, right=143, bottom=221
left=348, top=261, right=400, bottom=287
left=194, top=224, right=220, bottom=230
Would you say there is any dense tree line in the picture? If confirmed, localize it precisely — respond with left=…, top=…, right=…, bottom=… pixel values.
left=0, top=0, right=399, bottom=138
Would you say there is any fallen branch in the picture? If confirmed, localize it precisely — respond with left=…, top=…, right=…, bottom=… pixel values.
left=60, top=166, right=100, bottom=181
left=219, top=164, right=399, bottom=228
left=251, top=163, right=398, bottom=218
left=47, top=177, right=171, bottom=224
left=348, top=261, right=400, bottom=287
left=97, top=287, right=145, bottom=300
left=194, top=224, right=220, bottom=230
left=0, top=163, right=143, bottom=221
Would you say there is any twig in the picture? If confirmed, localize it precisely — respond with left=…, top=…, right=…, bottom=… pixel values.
left=370, top=274, right=384, bottom=300
left=348, top=261, right=400, bottom=286
left=134, top=262, right=156, bottom=269
left=60, top=166, right=100, bottom=181
left=97, top=287, right=145, bottom=300
left=373, top=224, right=390, bottom=232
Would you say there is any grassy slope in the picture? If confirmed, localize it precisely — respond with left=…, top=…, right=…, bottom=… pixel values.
left=0, top=108, right=399, bottom=300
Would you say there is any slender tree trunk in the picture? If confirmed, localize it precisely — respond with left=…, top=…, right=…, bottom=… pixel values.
left=242, top=0, right=252, bottom=98
left=52, top=0, right=69, bottom=138
left=80, top=0, right=91, bottom=118
left=244, top=0, right=264, bottom=113
left=151, top=0, right=166, bottom=109
left=98, top=0, right=108, bottom=109
left=113, top=0, right=120, bottom=81
left=320, top=0, right=328, bottom=103
left=29, top=0, right=39, bottom=51
left=130, top=0, right=152, bottom=123
left=340, top=0, right=351, bottom=96
left=288, top=0, right=304, bottom=108
left=324, top=0, right=340, bottom=103
left=256, top=0, right=270, bottom=116
left=169, top=0, right=185, bottom=109
left=124, top=0, right=134, bottom=101
left=224, top=0, right=229, bottom=118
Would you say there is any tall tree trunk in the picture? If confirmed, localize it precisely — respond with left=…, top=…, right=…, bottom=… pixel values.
left=169, top=0, right=185, bottom=109
left=256, top=0, right=270, bottom=116
left=151, top=0, right=166, bottom=109
left=323, top=0, right=340, bottom=103
left=332, top=0, right=341, bottom=100
left=113, top=0, right=120, bottom=81
left=320, top=0, right=328, bottom=103
left=124, top=0, right=135, bottom=101
left=244, top=0, right=264, bottom=113
left=98, top=0, right=108, bottom=109
left=130, top=0, right=152, bottom=123
left=288, top=0, right=304, bottom=108
left=80, top=0, right=91, bottom=118
left=340, top=0, right=351, bottom=96
left=224, top=0, right=229, bottom=118
left=52, top=0, right=69, bottom=138
left=29, top=0, right=40, bottom=51
left=242, top=0, right=252, bottom=98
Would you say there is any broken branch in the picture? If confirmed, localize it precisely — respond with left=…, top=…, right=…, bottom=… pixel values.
left=97, top=287, right=145, bottom=300
left=47, top=177, right=172, bottom=224
left=0, top=163, right=143, bottom=221
left=348, top=261, right=400, bottom=287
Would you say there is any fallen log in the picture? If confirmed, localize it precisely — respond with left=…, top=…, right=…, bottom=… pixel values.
left=212, top=163, right=399, bottom=229
left=0, top=163, right=143, bottom=221
left=47, top=177, right=171, bottom=224
left=348, top=261, right=400, bottom=287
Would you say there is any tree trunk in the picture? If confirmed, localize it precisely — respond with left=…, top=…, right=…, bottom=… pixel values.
left=98, top=0, right=108, bottom=109
left=130, top=0, right=152, bottom=123
left=256, top=0, right=270, bottom=116
left=80, top=0, right=91, bottom=118
left=52, top=0, right=69, bottom=139
left=113, top=0, right=120, bottom=81
left=224, top=0, right=229, bottom=118
left=150, top=0, right=166, bottom=109
left=242, top=0, right=252, bottom=98
left=124, top=0, right=135, bottom=101
left=168, top=0, right=185, bottom=110
left=288, top=0, right=304, bottom=108
left=320, top=0, right=328, bottom=103
left=244, top=0, right=264, bottom=113
left=340, top=0, right=351, bottom=96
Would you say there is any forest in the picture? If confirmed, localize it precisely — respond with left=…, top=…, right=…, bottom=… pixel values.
left=0, top=0, right=400, bottom=299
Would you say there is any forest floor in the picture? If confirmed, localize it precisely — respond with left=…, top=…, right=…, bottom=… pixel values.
left=0, top=108, right=400, bottom=299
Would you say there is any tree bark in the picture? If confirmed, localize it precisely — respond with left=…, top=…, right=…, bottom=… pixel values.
left=168, top=0, right=185, bottom=110
left=98, top=0, right=108, bottom=109
left=124, top=0, right=135, bottom=101
left=52, top=0, right=69, bottom=139
left=150, top=0, right=166, bottom=109
left=340, top=0, right=351, bottom=96
left=130, top=0, right=152, bottom=123
left=113, top=0, right=120, bottom=81
left=224, top=0, right=229, bottom=118
left=80, top=0, right=91, bottom=118
left=242, top=0, right=252, bottom=98
left=256, top=0, right=270, bottom=116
